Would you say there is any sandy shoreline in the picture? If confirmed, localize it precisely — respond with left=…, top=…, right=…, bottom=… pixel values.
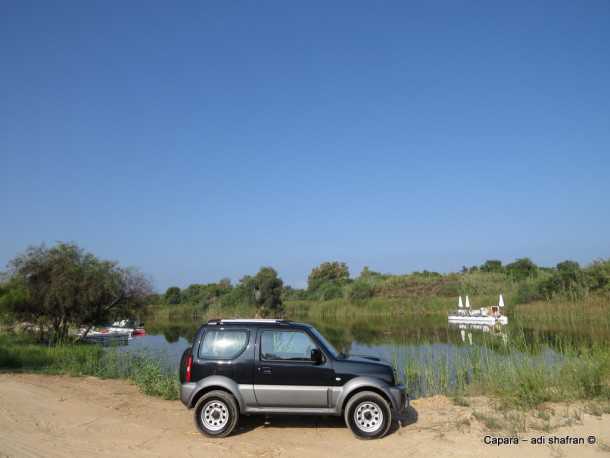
left=0, top=373, right=608, bottom=457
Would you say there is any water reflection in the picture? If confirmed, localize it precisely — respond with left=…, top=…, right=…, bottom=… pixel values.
left=132, top=313, right=606, bottom=353
left=451, top=323, right=508, bottom=346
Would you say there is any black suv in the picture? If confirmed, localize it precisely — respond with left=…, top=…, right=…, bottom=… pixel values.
left=179, top=319, right=408, bottom=439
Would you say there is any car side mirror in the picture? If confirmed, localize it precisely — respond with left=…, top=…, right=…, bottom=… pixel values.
left=311, top=348, right=323, bottom=364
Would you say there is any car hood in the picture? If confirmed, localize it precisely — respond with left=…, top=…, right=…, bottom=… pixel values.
left=342, top=353, right=392, bottom=367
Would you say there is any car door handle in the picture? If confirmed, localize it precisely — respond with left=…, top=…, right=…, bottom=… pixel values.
left=260, top=366, right=272, bottom=375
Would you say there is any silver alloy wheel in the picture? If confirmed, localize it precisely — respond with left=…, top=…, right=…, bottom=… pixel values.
left=201, top=400, right=229, bottom=431
left=354, top=401, right=384, bottom=433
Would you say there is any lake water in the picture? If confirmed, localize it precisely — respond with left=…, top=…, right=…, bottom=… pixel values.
left=110, top=312, right=605, bottom=397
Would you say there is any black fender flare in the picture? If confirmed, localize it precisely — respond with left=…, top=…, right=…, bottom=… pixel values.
left=187, top=375, right=245, bottom=412
left=336, top=376, right=398, bottom=413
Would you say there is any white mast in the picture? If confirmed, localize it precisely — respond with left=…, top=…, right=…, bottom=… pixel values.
left=458, top=296, right=464, bottom=308
left=465, top=295, right=471, bottom=309
left=499, top=294, right=505, bottom=308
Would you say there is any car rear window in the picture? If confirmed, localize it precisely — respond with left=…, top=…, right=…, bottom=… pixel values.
left=198, top=329, right=249, bottom=360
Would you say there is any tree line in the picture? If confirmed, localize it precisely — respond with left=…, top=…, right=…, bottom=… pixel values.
left=2, top=242, right=610, bottom=344
left=158, top=257, right=610, bottom=310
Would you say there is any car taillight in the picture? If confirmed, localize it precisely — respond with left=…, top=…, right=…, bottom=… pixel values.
left=186, top=355, right=193, bottom=383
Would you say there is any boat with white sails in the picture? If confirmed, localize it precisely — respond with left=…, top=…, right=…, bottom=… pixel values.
left=448, top=294, right=508, bottom=325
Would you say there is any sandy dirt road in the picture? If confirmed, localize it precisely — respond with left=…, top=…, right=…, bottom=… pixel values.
left=0, top=374, right=608, bottom=457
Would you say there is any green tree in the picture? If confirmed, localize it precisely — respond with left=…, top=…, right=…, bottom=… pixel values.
left=218, top=278, right=232, bottom=289
left=556, top=260, right=587, bottom=299
left=0, top=278, right=24, bottom=324
left=480, top=260, right=503, bottom=273
left=348, top=280, right=374, bottom=303
left=181, top=284, right=205, bottom=304
left=164, top=286, right=181, bottom=305
left=506, top=258, right=538, bottom=281
left=585, top=259, right=610, bottom=293
left=359, top=266, right=382, bottom=279
left=307, top=261, right=350, bottom=291
left=539, top=260, right=587, bottom=300
left=281, top=285, right=309, bottom=301
left=220, top=277, right=252, bottom=308
left=316, top=282, right=343, bottom=301
left=145, top=293, right=162, bottom=305
left=5, top=243, right=151, bottom=343
left=252, top=267, right=284, bottom=318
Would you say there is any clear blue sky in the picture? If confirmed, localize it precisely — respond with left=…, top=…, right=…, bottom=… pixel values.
left=1, top=1, right=609, bottom=290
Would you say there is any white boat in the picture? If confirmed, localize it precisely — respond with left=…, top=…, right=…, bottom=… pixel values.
left=448, top=314, right=508, bottom=325
left=448, top=294, right=508, bottom=325
left=105, top=320, right=146, bottom=337
left=81, top=332, right=130, bottom=346
left=77, top=327, right=132, bottom=338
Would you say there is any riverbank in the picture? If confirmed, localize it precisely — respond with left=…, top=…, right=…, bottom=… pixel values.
left=0, top=333, right=179, bottom=400
left=1, top=373, right=609, bottom=457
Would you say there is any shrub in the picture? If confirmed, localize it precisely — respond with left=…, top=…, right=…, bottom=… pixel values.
left=506, top=258, right=538, bottom=281
left=515, top=281, right=544, bottom=304
left=348, top=281, right=374, bottom=303
left=317, top=283, right=344, bottom=301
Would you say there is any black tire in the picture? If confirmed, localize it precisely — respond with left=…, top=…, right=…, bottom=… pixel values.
left=194, top=390, right=239, bottom=438
left=344, top=391, right=392, bottom=439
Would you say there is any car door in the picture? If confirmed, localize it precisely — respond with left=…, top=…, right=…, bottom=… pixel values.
left=253, top=328, right=334, bottom=407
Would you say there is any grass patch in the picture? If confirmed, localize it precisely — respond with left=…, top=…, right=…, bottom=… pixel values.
left=452, top=395, right=470, bottom=407
left=534, top=407, right=551, bottom=421
left=0, top=333, right=179, bottom=400
left=472, top=411, right=503, bottom=430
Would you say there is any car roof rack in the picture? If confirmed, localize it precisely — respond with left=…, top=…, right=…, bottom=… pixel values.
left=207, top=318, right=292, bottom=325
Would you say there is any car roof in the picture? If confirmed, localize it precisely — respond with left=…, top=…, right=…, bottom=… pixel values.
left=204, top=319, right=312, bottom=329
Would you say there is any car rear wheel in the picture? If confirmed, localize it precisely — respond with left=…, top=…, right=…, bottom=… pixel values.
left=194, top=390, right=239, bottom=438
left=344, top=391, right=392, bottom=439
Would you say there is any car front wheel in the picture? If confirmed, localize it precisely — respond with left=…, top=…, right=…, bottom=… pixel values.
left=344, top=391, right=392, bottom=439
left=194, top=390, right=239, bottom=438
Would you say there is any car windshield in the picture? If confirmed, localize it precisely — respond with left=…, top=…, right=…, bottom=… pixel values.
left=309, top=326, right=341, bottom=359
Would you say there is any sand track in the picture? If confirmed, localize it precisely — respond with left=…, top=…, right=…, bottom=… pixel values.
left=0, top=374, right=608, bottom=457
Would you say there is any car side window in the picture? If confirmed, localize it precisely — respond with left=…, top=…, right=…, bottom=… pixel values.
left=260, top=330, right=318, bottom=361
left=198, top=329, right=249, bottom=360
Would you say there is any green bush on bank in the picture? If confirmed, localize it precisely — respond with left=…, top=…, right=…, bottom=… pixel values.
left=0, top=333, right=179, bottom=400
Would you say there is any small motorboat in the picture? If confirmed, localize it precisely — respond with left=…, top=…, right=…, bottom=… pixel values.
left=76, top=327, right=130, bottom=346
left=105, top=319, right=146, bottom=337
left=75, top=318, right=145, bottom=341
left=448, top=294, right=508, bottom=325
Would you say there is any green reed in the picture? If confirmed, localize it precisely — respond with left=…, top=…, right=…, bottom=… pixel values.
left=0, top=333, right=180, bottom=400
left=397, top=328, right=610, bottom=409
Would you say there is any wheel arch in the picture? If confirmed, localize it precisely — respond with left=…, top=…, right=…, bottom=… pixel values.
left=337, top=377, right=395, bottom=414
left=188, top=376, right=243, bottom=412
